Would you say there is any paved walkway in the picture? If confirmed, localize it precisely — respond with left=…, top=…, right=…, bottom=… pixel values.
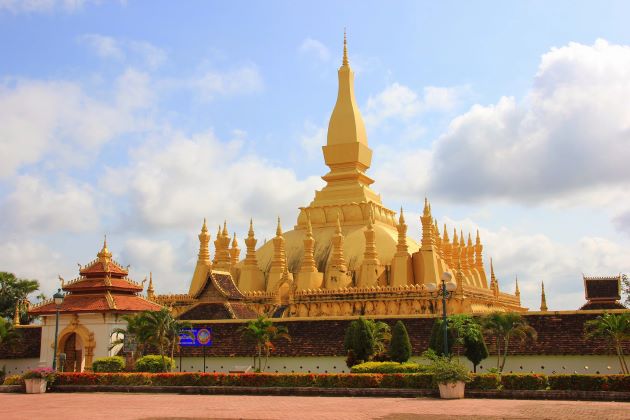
left=0, top=393, right=628, bottom=419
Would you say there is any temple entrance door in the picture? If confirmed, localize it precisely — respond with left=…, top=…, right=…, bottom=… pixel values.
left=61, top=333, right=84, bottom=372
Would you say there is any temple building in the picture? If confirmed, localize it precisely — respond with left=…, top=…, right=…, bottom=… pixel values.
left=27, top=239, right=162, bottom=371
left=154, top=35, right=525, bottom=319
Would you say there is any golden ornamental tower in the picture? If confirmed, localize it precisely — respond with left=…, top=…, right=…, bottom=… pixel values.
left=239, top=219, right=264, bottom=291
left=359, top=210, right=381, bottom=287
left=189, top=219, right=212, bottom=296
left=296, top=214, right=324, bottom=290
left=540, top=281, right=548, bottom=311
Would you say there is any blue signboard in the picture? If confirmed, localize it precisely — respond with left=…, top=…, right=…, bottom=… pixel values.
left=179, top=327, right=213, bottom=347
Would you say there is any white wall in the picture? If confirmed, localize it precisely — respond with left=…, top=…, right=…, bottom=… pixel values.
left=0, top=358, right=40, bottom=376
left=172, top=354, right=625, bottom=375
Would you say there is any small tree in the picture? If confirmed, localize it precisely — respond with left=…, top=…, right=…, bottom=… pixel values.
left=239, top=315, right=290, bottom=372
left=463, top=332, right=489, bottom=373
left=428, top=319, right=455, bottom=356
left=344, top=317, right=390, bottom=366
left=0, top=272, right=39, bottom=323
left=584, top=312, right=629, bottom=374
left=389, top=321, right=412, bottom=363
left=482, top=312, right=537, bottom=372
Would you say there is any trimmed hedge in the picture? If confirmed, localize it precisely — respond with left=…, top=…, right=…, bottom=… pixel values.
left=501, top=374, right=548, bottom=390
left=92, top=356, right=125, bottom=373
left=350, top=361, right=429, bottom=374
left=468, top=374, right=501, bottom=390
left=50, top=372, right=630, bottom=392
left=135, top=355, right=174, bottom=373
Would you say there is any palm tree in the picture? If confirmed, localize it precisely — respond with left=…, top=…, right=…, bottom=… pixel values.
left=584, top=312, right=629, bottom=374
left=142, top=308, right=186, bottom=372
left=239, top=316, right=291, bottom=372
left=110, top=312, right=151, bottom=357
left=367, top=319, right=391, bottom=355
left=482, top=312, right=537, bottom=372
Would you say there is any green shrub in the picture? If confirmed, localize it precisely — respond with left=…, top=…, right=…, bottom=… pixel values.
left=501, top=373, right=547, bottom=390
left=2, top=374, right=24, bottom=386
left=135, top=355, right=173, bottom=373
left=389, top=321, right=412, bottom=363
left=548, top=374, right=608, bottom=391
left=350, top=361, right=429, bottom=374
left=92, top=356, right=125, bottom=373
left=468, top=373, right=500, bottom=390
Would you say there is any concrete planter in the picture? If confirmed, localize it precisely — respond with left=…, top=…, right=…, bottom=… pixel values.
left=438, top=381, right=465, bottom=399
left=25, top=378, right=47, bottom=394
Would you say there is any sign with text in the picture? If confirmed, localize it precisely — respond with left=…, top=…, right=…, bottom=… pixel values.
left=122, top=334, right=137, bottom=353
left=179, top=327, right=213, bottom=347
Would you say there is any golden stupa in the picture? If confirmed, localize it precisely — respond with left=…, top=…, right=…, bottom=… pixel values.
left=154, top=34, right=525, bottom=318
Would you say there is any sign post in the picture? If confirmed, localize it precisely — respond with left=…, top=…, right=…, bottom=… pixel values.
left=179, top=327, right=213, bottom=373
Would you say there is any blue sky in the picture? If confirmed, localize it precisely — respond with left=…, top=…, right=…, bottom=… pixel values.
left=1, top=0, right=629, bottom=310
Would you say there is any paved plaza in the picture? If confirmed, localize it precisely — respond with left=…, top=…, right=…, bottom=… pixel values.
left=0, top=393, right=629, bottom=420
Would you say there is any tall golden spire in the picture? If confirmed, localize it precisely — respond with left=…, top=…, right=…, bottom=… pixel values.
left=540, top=281, right=548, bottom=311
left=421, top=198, right=435, bottom=249
left=343, top=28, right=349, bottom=67
left=270, top=217, right=287, bottom=273
left=13, top=303, right=20, bottom=326
left=515, top=276, right=520, bottom=297
left=230, top=232, right=241, bottom=267
left=442, top=224, right=452, bottom=266
left=276, top=216, right=283, bottom=236
left=244, top=219, right=259, bottom=267
left=365, top=209, right=380, bottom=263
left=395, top=207, right=408, bottom=256
left=330, top=214, right=348, bottom=273
left=197, top=218, right=211, bottom=265
left=474, top=229, right=484, bottom=271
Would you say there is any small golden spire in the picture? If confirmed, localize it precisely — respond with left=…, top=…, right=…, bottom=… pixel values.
left=443, top=224, right=449, bottom=243
left=230, top=232, right=241, bottom=267
left=459, top=230, right=465, bottom=247
left=244, top=219, right=258, bottom=267
left=452, top=228, right=459, bottom=246
left=147, top=272, right=155, bottom=298
left=423, top=197, right=431, bottom=217
left=490, top=258, right=495, bottom=281
left=434, top=219, right=440, bottom=235
left=540, top=281, right=548, bottom=311
left=399, top=207, right=405, bottom=224
left=476, top=229, right=481, bottom=245
left=222, top=220, right=228, bottom=237
left=276, top=217, right=283, bottom=236
left=248, top=218, right=254, bottom=236
left=515, top=276, right=520, bottom=296
left=342, top=28, right=349, bottom=67
left=467, top=233, right=473, bottom=247
left=97, top=234, right=112, bottom=261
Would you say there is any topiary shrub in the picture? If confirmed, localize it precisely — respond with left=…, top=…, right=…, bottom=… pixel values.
left=135, top=355, right=174, bottom=373
left=389, top=321, right=412, bottom=363
left=92, top=356, right=125, bottom=373
left=548, top=374, right=608, bottom=391
left=605, top=375, right=630, bottom=392
left=500, top=373, right=547, bottom=390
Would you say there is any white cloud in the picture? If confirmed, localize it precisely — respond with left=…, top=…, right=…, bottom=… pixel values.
left=0, top=175, right=99, bottom=233
left=101, top=130, right=322, bottom=234
left=299, top=38, right=330, bottom=62
left=80, top=34, right=167, bottom=69
left=194, top=65, right=263, bottom=101
left=0, top=74, right=151, bottom=178
left=300, top=121, right=326, bottom=160
left=364, top=83, right=467, bottom=128
left=0, top=240, right=65, bottom=296
left=429, top=39, right=630, bottom=203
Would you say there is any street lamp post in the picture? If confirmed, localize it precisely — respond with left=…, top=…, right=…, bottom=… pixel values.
left=426, top=272, right=457, bottom=356
left=52, top=289, right=65, bottom=370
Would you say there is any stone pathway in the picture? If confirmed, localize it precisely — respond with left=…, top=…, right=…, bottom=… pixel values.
left=0, top=393, right=628, bottom=419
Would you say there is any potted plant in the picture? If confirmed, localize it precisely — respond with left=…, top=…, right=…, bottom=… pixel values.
left=424, top=350, right=471, bottom=399
left=22, top=368, right=56, bottom=394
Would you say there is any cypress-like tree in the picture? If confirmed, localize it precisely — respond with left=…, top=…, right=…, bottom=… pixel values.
left=428, top=318, right=455, bottom=356
left=389, top=320, right=412, bottom=363
left=463, top=333, right=489, bottom=373
left=344, top=317, right=377, bottom=365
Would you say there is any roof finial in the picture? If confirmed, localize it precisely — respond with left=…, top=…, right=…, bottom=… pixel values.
left=276, top=216, right=283, bottom=236
left=343, top=28, right=349, bottom=67
left=515, top=275, right=520, bottom=296
left=540, top=281, right=548, bottom=311
left=248, top=218, right=254, bottom=236
left=222, top=220, right=228, bottom=237
left=399, top=207, right=405, bottom=224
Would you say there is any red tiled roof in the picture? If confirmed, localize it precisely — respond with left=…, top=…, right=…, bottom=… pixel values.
left=226, top=302, right=259, bottom=319
left=80, top=260, right=128, bottom=277
left=29, top=293, right=161, bottom=314
left=63, top=278, right=143, bottom=293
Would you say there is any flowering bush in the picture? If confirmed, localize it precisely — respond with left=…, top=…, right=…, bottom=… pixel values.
left=50, top=372, right=630, bottom=392
left=23, top=368, right=56, bottom=382
left=3, top=374, right=24, bottom=386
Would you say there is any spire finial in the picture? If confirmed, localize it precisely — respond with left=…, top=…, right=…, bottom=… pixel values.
left=467, top=232, right=473, bottom=247
left=147, top=272, right=155, bottom=297
left=476, top=229, right=481, bottom=245
left=222, top=220, right=228, bottom=237
left=443, top=224, right=449, bottom=242
left=399, top=207, right=405, bottom=224
left=276, top=216, right=282, bottom=236
left=343, top=28, right=349, bottom=67
left=248, top=218, right=254, bottom=235
left=540, top=280, right=548, bottom=311
left=490, top=258, right=495, bottom=280
left=515, top=275, right=520, bottom=296
left=232, top=232, right=238, bottom=247
left=423, top=197, right=431, bottom=217
left=202, top=218, right=207, bottom=231
left=98, top=234, right=112, bottom=261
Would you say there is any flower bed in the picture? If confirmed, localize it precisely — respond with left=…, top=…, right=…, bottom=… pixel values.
left=51, top=372, right=630, bottom=392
